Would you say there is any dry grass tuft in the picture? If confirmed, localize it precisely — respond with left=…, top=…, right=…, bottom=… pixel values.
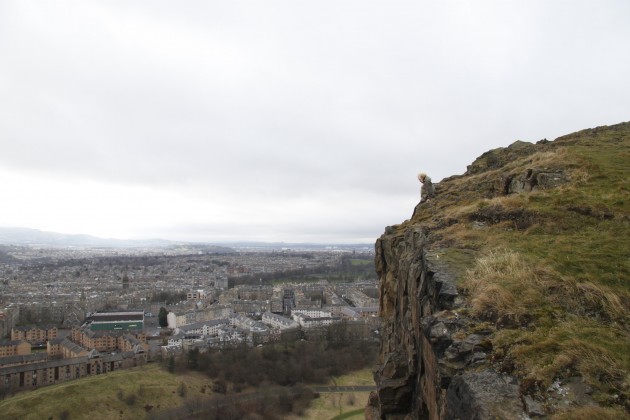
left=464, top=248, right=630, bottom=402
left=462, top=249, right=548, bottom=322
left=551, top=406, right=630, bottom=420
left=562, top=341, right=625, bottom=385
left=496, top=317, right=630, bottom=400
left=441, top=201, right=480, bottom=221
left=569, top=167, right=591, bottom=184
left=492, top=194, right=530, bottom=210
left=463, top=249, right=630, bottom=324
left=541, top=276, right=630, bottom=323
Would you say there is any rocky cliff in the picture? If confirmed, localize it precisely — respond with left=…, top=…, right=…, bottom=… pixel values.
left=367, top=230, right=526, bottom=419
left=367, top=122, right=630, bottom=419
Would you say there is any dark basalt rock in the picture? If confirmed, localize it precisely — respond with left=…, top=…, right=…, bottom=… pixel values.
left=370, top=230, right=526, bottom=418
left=446, top=370, right=523, bottom=419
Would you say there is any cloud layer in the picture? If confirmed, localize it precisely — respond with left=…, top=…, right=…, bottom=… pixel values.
left=1, top=1, right=629, bottom=243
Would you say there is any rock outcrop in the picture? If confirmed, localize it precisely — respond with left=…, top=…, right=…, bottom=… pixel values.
left=366, top=229, right=526, bottom=419
left=367, top=121, right=630, bottom=419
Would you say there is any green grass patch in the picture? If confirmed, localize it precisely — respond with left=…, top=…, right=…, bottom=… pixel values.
left=331, top=407, right=366, bottom=419
left=329, top=367, right=374, bottom=386
left=430, top=123, right=630, bottom=411
left=348, top=258, right=373, bottom=266
left=0, top=363, right=212, bottom=420
left=0, top=362, right=375, bottom=420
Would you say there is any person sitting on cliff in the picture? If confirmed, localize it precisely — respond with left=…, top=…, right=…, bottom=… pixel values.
left=418, top=172, right=436, bottom=203
left=410, top=172, right=437, bottom=219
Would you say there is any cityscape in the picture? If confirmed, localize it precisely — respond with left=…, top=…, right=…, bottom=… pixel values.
left=0, top=242, right=379, bottom=398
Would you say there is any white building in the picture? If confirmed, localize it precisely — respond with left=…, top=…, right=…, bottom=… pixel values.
left=291, top=309, right=332, bottom=318
left=168, top=332, right=203, bottom=348
left=292, top=313, right=341, bottom=329
left=174, top=318, right=230, bottom=337
left=340, top=306, right=379, bottom=320
left=230, top=314, right=269, bottom=334
left=187, top=290, right=207, bottom=301
left=261, top=312, right=300, bottom=330
left=171, top=305, right=233, bottom=329
left=166, top=312, right=177, bottom=329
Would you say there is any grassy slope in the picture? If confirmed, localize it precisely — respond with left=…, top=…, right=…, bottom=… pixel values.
left=288, top=368, right=373, bottom=420
left=0, top=364, right=374, bottom=420
left=404, top=121, right=630, bottom=416
left=0, top=363, right=211, bottom=420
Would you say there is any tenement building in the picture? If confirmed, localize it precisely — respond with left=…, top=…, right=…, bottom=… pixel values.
left=11, top=325, right=58, bottom=344
left=70, top=328, right=148, bottom=353
left=0, top=352, right=146, bottom=393
left=0, top=340, right=30, bottom=357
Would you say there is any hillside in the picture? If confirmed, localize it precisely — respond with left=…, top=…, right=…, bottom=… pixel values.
left=0, top=227, right=177, bottom=248
left=368, top=122, right=630, bottom=419
left=0, top=363, right=374, bottom=420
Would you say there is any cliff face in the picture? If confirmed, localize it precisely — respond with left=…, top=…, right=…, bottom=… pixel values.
left=367, top=231, right=523, bottom=419
left=366, top=122, right=630, bottom=419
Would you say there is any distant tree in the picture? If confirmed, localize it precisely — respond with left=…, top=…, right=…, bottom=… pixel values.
left=121, top=271, right=129, bottom=290
left=177, top=382, right=187, bottom=397
left=212, top=377, right=227, bottom=394
left=151, top=290, right=187, bottom=304
left=187, top=348, right=199, bottom=370
left=158, top=307, right=169, bottom=328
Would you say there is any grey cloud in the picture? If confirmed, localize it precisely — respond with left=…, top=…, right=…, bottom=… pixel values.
left=1, top=1, right=629, bottom=242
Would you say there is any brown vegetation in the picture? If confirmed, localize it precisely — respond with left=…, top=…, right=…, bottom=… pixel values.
left=406, top=122, right=630, bottom=414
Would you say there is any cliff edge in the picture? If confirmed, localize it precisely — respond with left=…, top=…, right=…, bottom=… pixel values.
left=368, top=122, right=630, bottom=419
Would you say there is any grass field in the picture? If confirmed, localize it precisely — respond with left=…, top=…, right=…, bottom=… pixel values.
left=0, top=363, right=212, bottom=420
left=0, top=364, right=374, bottom=419
left=288, top=368, right=373, bottom=420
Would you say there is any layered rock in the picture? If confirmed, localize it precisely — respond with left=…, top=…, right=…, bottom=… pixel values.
left=366, top=226, right=525, bottom=419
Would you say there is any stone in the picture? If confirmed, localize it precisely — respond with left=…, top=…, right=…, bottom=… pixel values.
left=523, top=395, right=546, bottom=417
left=471, top=221, right=487, bottom=229
left=380, top=352, right=409, bottom=380
left=470, top=352, right=487, bottom=364
left=446, top=371, right=525, bottom=419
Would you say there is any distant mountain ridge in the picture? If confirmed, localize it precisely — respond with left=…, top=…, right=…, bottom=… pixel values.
left=0, top=227, right=372, bottom=250
left=0, top=227, right=178, bottom=248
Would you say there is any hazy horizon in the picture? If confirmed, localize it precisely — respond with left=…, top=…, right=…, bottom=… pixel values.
left=0, top=225, right=374, bottom=246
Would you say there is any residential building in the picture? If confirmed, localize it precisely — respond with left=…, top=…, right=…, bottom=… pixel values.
left=174, top=318, right=230, bottom=337
left=292, top=313, right=341, bottom=329
left=0, top=352, right=145, bottom=392
left=70, top=328, right=147, bottom=353
left=261, top=312, right=299, bottom=330
left=291, top=309, right=332, bottom=318
left=0, top=340, right=30, bottom=357
left=11, top=325, right=58, bottom=344
left=187, top=290, right=207, bottom=301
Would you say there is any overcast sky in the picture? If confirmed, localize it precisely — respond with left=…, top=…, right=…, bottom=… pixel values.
left=1, top=1, right=628, bottom=244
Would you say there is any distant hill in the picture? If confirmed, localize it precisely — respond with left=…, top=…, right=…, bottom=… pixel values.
left=0, top=227, right=181, bottom=249
left=0, top=227, right=371, bottom=252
